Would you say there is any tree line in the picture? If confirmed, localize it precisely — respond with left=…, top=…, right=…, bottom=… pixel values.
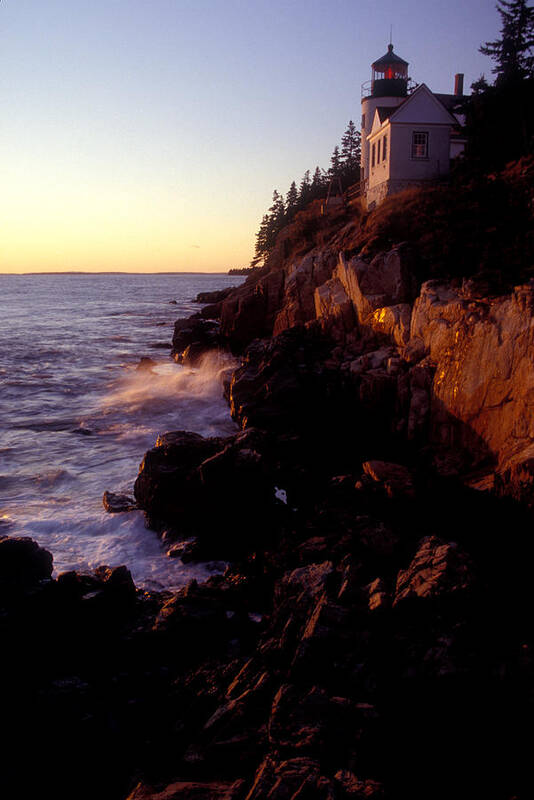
left=464, top=0, right=534, bottom=171
left=250, top=121, right=361, bottom=268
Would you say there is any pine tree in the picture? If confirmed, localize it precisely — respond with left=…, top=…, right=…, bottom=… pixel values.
left=480, top=0, right=534, bottom=83
left=285, top=181, right=299, bottom=216
left=340, top=121, right=361, bottom=168
left=250, top=213, right=271, bottom=268
left=329, top=146, right=342, bottom=178
left=298, top=170, right=312, bottom=205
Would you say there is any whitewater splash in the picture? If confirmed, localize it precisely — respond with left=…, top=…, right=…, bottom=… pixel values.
left=0, top=272, right=244, bottom=589
left=100, top=351, right=235, bottom=420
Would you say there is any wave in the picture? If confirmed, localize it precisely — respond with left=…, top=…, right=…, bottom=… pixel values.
left=99, top=351, right=237, bottom=416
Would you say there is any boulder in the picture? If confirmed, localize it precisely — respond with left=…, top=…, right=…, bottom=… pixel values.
left=227, top=327, right=338, bottom=433
left=393, top=536, right=473, bottom=606
left=172, top=318, right=221, bottom=365
left=102, top=491, right=136, bottom=513
left=195, top=287, right=235, bottom=304
left=362, top=460, right=415, bottom=499
left=0, top=537, right=53, bottom=586
left=134, top=431, right=228, bottom=525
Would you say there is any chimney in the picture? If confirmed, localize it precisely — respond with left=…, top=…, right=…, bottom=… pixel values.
left=454, top=73, right=464, bottom=96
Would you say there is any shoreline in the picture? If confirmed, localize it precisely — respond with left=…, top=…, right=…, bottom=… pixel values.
left=3, top=173, right=534, bottom=798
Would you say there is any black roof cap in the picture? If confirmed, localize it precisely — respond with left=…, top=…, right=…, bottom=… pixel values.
left=372, top=43, right=409, bottom=67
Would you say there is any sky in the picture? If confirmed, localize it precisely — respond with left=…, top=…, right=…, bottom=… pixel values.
left=0, top=0, right=500, bottom=273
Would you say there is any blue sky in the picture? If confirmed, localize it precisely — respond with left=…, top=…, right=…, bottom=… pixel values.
left=0, top=0, right=499, bottom=271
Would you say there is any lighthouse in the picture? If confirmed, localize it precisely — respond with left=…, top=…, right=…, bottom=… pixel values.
left=360, top=44, right=409, bottom=188
left=360, top=43, right=465, bottom=210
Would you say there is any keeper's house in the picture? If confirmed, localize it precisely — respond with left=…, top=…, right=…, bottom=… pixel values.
left=361, top=44, right=467, bottom=209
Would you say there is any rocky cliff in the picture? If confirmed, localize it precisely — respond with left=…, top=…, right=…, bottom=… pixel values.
left=213, top=159, right=534, bottom=505
left=3, top=163, right=534, bottom=800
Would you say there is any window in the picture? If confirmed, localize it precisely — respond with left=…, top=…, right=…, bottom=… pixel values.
left=361, top=114, right=365, bottom=130
left=412, top=131, right=429, bottom=158
left=383, top=135, right=388, bottom=161
left=371, top=143, right=376, bottom=167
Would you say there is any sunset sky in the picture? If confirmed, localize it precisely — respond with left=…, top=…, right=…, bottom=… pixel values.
left=1, top=0, right=498, bottom=273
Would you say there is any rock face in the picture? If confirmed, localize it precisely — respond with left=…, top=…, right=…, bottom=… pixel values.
left=223, top=233, right=534, bottom=502
left=393, top=536, right=473, bottom=606
left=172, top=318, right=222, bottom=366
left=0, top=536, right=53, bottom=584
left=134, top=429, right=276, bottom=557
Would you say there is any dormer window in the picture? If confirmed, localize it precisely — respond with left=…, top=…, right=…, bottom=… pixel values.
left=412, top=131, right=428, bottom=158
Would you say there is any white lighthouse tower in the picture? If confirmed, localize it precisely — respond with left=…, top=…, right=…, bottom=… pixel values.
left=360, top=44, right=409, bottom=188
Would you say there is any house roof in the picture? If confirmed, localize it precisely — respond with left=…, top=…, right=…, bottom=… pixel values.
left=367, top=84, right=460, bottom=141
left=372, top=44, right=409, bottom=67
left=376, top=107, right=396, bottom=123
left=388, top=84, right=459, bottom=126
left=434, top=93, right=465, bottom=113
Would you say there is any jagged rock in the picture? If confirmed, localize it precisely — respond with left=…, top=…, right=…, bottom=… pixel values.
left=228, top=327, right=338, bottom=433
left=172, top=318, right=221, bottom=365
left=126, top=780, right=243, bottom=799
left=134, top=431, right=228, bottom=525
left=244, top=756, right=321, bottom=800
left=93, top=564, right=137, bottom=601
left=334, top=771, right=384, bottom=798
left=335, top=244, right=418, bottom=325
left=102, top=490, right=136, bottom=513
left=366, top=578, right=389, bottom=612
left=195, top=288, right=235, bottom=304
left=362, top=460, right=415, bottom=499
left=220, top=270, right=285, bottom=351
left=393, top=536, right=473, bottom=606
left=0, top=536, right=53, bottom=586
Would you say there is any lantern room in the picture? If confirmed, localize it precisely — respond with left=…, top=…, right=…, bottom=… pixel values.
left=371, top=44, right=409, bottom=98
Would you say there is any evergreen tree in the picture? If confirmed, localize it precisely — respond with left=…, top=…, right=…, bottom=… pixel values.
left=298, top=170, right=312, bottom=204
left=249, top=190, right=286, bottom=268
left=480, top=0, right=534, bottom=83
left=250, top=213, right=271, bottom=268
left=269, top=189, right=286, bottom=230
left=311, top=166, right=326, bottom=198
left=328, top=146, right=342, bottom=178
left=340, top=121, right=361, bottom=168
left=285, top=181, right=299, bottom=216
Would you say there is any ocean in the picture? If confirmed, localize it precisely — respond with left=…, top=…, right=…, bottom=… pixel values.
left=0, top=272, right=244, bottom=590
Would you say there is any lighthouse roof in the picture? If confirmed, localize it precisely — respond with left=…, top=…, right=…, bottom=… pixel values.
left=372, top=44, right=409, bottom=67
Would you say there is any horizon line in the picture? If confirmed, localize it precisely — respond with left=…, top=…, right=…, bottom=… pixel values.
left=0, top=270, right=233, bottom=276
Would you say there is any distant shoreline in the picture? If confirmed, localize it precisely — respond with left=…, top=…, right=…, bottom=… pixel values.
left=0, top=271, right=231, bottom=276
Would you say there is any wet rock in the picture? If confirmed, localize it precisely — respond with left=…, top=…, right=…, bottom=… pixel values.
left=102, top=490, right=136, bottom=513
left=195, top=288, right=235, bottom=304
left=0, top=536, right=53, bottom=586
left=93, top=564, right=137, bottom=601
left=134, top=431, right=228, bottom=525
left=393, top=536, right=473, bottom=606
left=72, top=426, right=93, bottom=436
left=172, top=318, right=221, bottom=365
left=227, top=327, right=338, bottom=433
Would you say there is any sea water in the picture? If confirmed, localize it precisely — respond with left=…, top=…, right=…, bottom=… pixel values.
left=0, top=272, right=244, bottom=590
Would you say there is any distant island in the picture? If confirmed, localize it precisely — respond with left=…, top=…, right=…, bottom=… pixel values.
left=228, top=266, right=254, bottom=275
